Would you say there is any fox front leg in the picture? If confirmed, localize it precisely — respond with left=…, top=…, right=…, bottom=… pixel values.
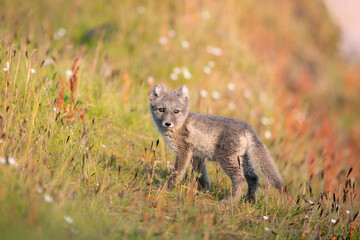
left=168, top=149, right=193, bottom=189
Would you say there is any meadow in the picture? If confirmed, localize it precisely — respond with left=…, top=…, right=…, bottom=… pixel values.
left=0, top=0, right=359, bottom=239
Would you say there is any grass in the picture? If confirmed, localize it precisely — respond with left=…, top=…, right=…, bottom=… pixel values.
left=0, top=0, right=360, bottom=239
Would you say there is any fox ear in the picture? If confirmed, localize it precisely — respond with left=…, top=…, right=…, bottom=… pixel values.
left=175, top=85, right=189, bottom=100
left=150, top=84, right=166, bottom=101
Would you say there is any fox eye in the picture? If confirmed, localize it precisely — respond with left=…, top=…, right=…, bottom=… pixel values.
left=174, top=109, right=180, bottom=114
left=159, top=108, right=165, bottom=112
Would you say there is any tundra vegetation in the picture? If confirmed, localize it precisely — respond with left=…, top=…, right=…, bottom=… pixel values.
left=0, top=0, right=359, bottom=239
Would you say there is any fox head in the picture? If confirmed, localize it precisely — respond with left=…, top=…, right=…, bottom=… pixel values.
left=149, top=84, right=190, bottom=130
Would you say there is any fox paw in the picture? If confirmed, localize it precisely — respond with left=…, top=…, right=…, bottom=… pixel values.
left=219, top=195, right=253, bottom=204
left=167, top=182, right=175, bottom=190
left=245, top=195, right=256, bottom=202
left=167, top=176, right=177, bottom=190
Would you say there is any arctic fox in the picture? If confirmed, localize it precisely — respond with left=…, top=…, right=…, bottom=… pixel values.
left=149, top=84, right=283, bottom=201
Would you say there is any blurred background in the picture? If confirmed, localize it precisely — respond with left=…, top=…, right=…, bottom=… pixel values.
left=325, top=0, right=360, bottom=62
left=0, top=0, right=360, bottom=238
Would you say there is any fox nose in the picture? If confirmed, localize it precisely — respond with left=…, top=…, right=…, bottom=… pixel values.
left=164, top=122, right=172, bottom=127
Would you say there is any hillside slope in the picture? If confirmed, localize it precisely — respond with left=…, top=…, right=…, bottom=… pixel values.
left=0, top=0, right=359, bottom=239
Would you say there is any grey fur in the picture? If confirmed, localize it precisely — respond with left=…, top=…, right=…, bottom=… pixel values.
left=149, top=84, right=283, bottom=201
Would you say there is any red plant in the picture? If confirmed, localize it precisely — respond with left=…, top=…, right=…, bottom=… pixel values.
left=56, top=58, right=86, bottom=121
left=69, top=58, right=80, bottom=109
left=57, top=76, right=64, bottom=111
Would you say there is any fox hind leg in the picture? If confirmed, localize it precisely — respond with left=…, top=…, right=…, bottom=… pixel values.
left=218, top=155, right=247, bottom=202
left=242, top=154, right=259, bottom=201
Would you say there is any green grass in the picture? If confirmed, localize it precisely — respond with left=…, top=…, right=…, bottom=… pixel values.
left=0, top=0, right=360, bottom=239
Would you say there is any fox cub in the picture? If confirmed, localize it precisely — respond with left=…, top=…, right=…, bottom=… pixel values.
left=149, top=84, right=283, bottom=201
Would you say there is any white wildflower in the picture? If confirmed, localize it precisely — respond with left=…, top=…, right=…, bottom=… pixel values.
left=200, top=90, right=208, bottom=98
left=201, top=11, right=211, bottom=20
left=206, top=46, right=223, bottom=56
left=263, top=216, right=269, bottom=220
left=264, top=130, right=272, bottom=139
left=53, top=28, right=67, bottom=40
left=64, top=216, right=74, bottom=224
left=53, top=107, right=57, bottom=112
left=8, top=157, right=17, bottom=167
left=261, top=117, right=270, bottom=126
left=308, top=200, right=314, bottom=205
left=182, top=68, right=192, bottom=79
left=0, top=139, right=3, bottom=144
left=3, top=62, right=9, bottom=71
left=211, top=91, right=221, bottom=100
left=183, top=71, right=192, bottom=79
left=44, top=194, right=53, bottom=203
left=173, top=67, right=181, bottom=74
left=208, top=60, right=215, bottom=68
left=243, top=90, right=251, bottom=99
left=0, top=157, right=6, bottom=165
left=305, top=215, right=309, bottom=219
left=43, top=58, right=54, bottom=66
left=331, top=219, right=337, bottom=224
left=264, top=227, right=270, bottom=232
left=227, top=82, right=235, bottom=91
left=37, top=187, right=43, bottom=194
left=170, top=73, right=178, bottom=81
left=346, top=210, right=350, bottom=214
left=103, top=67, right=111, bottom=77
left=159, top=37, right=168, bottom=45
left=30, top=68, right=36, bottom=74
left=147, top=76, right=154, bottom=85
left=65, top=70, right=73, bottom=79
left=181, top=40, right=190, bottom=49
left=228, top=102, right=236, bottom=110
left=165, top=216, right=172, bottom=220
left=137, top=6, right=146, bottom=14
left=101, top=144, right=106, bottom=148
left=168, top=30, right=176, bottom=38
left=181, top=67, right=189, bottom=73
left=203, top=66, right=211, bottom=74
